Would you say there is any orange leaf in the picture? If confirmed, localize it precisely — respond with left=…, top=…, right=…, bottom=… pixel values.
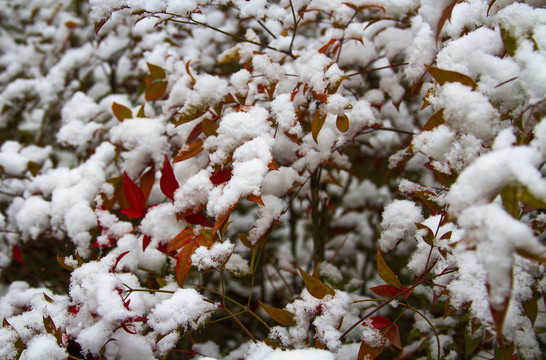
left=259, top=301, right=296, bottom=326
left=175, top=239, right=199, bottom=287
left=168, top=228, right=196, bottom=253
left=213, top=204, right=236, bottom=239
left=173, top=140, right=204, bottom=163
left=246, top=194, right=264, bottom=206
left=377, top=248, right=401, bottom=289
left=312, top=90, right=328, bottom=103
left=298, top=266, right=335, bottom=299
left=112, top=102, right=132, bottom=122
left=145, top=81, right=167, bottom=101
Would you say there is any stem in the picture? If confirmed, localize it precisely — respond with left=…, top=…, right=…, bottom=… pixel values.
left=257, top=20, right=277, bottom=39
left=310, top=168, right=325, bottom=265
left=340, top=279, right=424, bottom=339
left=288, top=0, right=299, bottom=56
left=406, top=304, right=442, bottom=360
left=346, top=62, right=408, bottom=78
left=222, top=305, right=257, bottom=343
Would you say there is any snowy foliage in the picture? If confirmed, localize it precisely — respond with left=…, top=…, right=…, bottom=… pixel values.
left=0, top=0, right=545, bottom=359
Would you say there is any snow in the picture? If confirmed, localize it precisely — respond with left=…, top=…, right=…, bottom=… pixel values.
left=191, top=240, right=235, bottom=270
left=244, top=341, right=335, bottom=360
left=147, top=288, right=218, bottom=335
left=378, top=200, right=423, bottom=253
left=1, top=1, right=546, bottom=358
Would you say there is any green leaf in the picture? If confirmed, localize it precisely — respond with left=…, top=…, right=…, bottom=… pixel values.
left=298, top=266, right=335, bottom=299
left=522, top=297, right=538, bottom=325
left=202, top=118, right=218, bottom=137
left=376, top=248, right=401, bottom=289
left=464, top=324, right=482, bottom=359
left=145, top=81, right=168, bottom=101
left=57, top=255, right=74, bottom=271
left=259, top=301, right=296, bottom=326
left=425, top=65, right=477, bottom=90
left=501, top=185, right=519, bottom=218
left=311, top=108, right=327, bottom=144
left=43, top=293, right=54, bottom=303
left=146, top=62, right=166, bottom=80
left=112, top=102, right=133, bottom=122
left=500, top=27, right=518, bottom=57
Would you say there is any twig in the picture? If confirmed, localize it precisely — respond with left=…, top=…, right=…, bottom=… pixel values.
left=346, top=62, right=408, bottom=78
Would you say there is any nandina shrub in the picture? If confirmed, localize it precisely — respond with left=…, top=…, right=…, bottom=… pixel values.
left=0, top=0, right=545, bottom=359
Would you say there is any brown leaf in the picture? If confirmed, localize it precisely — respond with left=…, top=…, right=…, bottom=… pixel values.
left=436, top=0, right=460, bottom=46
left=311, top=108, right=327, bottom=143
left=336, top=114, right=349, bottom=132
left=112, top=102, right=133, bottom=122
left=425, top=65, right=477, bottom=89
left=146, top=62, right=166, bottom=80
left=259, top=301, right=296, bottom=326
left=376, top=248, right=401, bottom=289
left=145, top=81, right=168, bottom=101
left=298, top=266, right=335, bottom=299
left=357, top=338, right=385, bottom=360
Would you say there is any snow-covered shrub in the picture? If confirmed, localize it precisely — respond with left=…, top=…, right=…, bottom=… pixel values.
left=0, top=0, right=545, bottom=359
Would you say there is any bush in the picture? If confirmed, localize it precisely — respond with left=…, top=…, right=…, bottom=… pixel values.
left=0, top=0, right=545, bottom=359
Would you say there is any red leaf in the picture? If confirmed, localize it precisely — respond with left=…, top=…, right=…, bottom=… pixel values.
left=386, top=323, right=403, bottom=351
left=121, top=322, right=137, bottom=334
left=370, top=285, right=403, bottom=298
left=210, top=168, right=233, bottom=186
left=122, top=171, right=146, bottom=218
left=160, top=155, right=179, bottom=201
left=68, top=305, right=80, bottom=316
left=187, top=121, right=204, bottom=144
left=370, top=316, right=392, bottom=330
left=111, top=251, right=130, bottom=272
left=142, top=235, right=151, bottom=252
left=185, top=212, right=213, bottom=227
left=213, top=204, right=236, bottom=239
left=12, top=244, right=22, bottom=263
